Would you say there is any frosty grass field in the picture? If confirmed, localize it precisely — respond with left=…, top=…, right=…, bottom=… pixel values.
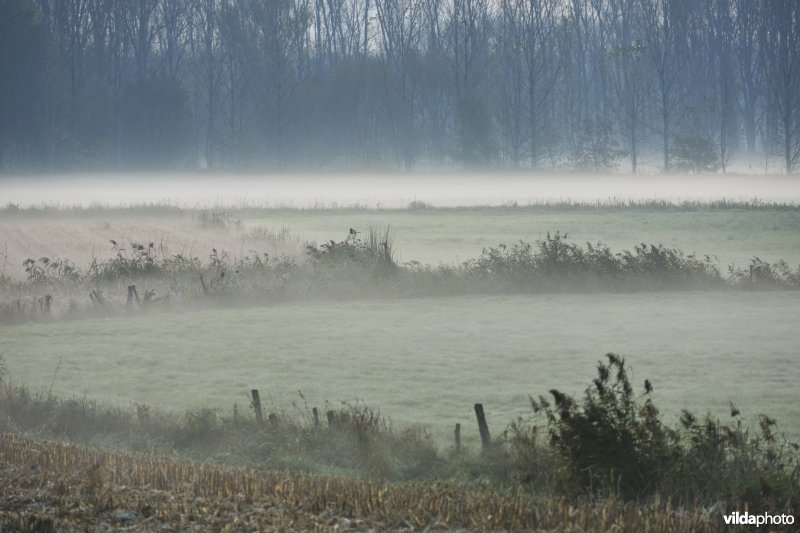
left=2, top=204, right=800, bottom=446
left=4, top=291, right=799, bottom=445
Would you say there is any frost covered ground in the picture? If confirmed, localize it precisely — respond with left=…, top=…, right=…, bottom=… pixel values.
left=4, top=291, right=798, bottom=444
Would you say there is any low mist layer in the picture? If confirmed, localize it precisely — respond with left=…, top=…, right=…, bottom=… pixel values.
left=5, top=174, right=800, bottom=208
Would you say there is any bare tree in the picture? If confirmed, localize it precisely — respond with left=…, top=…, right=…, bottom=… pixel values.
left=130, top=0, right=159, bottom=79
left=600, top=0, right=647, bottom=173
left=53, top=0, right=90, bottom=141
left=642, top=0, right=692, bottom=172
left=245, top=0, right=312, bottom=166
left=705, top=0, right=736, bottom=172
left=0, top=0, right=47, bottom=170
left=446, top=0, right=497, bottom=163
left=156, top=0, right=190, bottom=78
left=732, top=0, right=764, bottom=160
left=511, top=0, right=561, bottom=167
left=190, top=0, right=218, bottom=168
left=495, top=0, right=527, bottom=165
left=375, top=0, right=423, bottom=168
left=762, top=0, right=800, bottom=173
left=216, top=0, right=252, bottom=168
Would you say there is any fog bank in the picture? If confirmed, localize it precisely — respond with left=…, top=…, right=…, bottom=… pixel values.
left=4, top=173, right=800, bottom=209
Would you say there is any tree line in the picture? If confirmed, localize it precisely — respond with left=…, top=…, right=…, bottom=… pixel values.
left=0, top=0, right=798, bottom=174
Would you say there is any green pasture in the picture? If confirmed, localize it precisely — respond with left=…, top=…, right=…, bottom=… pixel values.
left=4, top=291, right=799, bottom=445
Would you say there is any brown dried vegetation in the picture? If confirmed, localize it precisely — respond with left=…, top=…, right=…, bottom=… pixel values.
left=0, top=434, right=724, bottom=532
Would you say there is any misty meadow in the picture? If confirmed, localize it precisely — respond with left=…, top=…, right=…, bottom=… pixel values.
left=1, top=0, right=800, bottom=531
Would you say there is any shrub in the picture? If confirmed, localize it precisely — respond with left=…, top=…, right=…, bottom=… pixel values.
left=522, top=354, right=800, bottom=511
left=671, top=134, right=720, bottom=173
left=664, top=408, right=800, bottom=510
left=530, top=354, right=677, bottom=498
left=23, top=257, right=81, bottom=283
left=570, top=117, right=626, bottom=172
left=728, top=258, right=800, bottom=289
left=407, top=199, right=433, bottom=210
left=306, top=226, right=397, bottom=276
left=469, top=232, right=721, bottom=289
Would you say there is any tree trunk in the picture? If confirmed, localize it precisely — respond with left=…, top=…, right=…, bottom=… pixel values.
left=662, top=100, right=670, bottom=172
left=786, top=119, right=792, bottom=174
left=0, top=104, right=5, bottom=171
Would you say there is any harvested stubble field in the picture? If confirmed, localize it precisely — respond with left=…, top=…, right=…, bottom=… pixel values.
left=0, top=209, right=300, bottom=278
left=0, top=434, right=723, bottom=531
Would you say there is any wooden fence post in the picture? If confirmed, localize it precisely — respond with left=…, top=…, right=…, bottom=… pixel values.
left=39, top=295, right=52, bottom=314
left=89, top=290, right=105, bottom=306
left=454, top=423, right=461, bottom=454
left=251, top=389, right=263, bottom=425
left=326, top=410, right=336, bottom=427
left=312, top=407, right=320, bottom=427
left=474, top=403, right=491, bottom=451
left=127, top=285, right=140, bottom=305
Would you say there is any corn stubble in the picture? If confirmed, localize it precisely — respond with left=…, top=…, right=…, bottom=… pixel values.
left=0, top=435, right=721, bottom=531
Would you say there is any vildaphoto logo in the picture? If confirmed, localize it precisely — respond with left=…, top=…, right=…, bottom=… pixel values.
left=723, top=511, right=795, bottom=527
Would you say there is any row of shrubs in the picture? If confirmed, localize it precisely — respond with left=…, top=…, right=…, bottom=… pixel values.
left=0, top=355, right=797, bottom=514
left=2, top=229, right=799, bottom=324
left=16, top=228, right=800, bottom=288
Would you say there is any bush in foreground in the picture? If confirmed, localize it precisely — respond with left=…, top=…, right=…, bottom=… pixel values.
left=517, top=354, right=799, bottom=512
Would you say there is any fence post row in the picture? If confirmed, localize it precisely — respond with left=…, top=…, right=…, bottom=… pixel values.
left=251, top=391, right=490, bottom=450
